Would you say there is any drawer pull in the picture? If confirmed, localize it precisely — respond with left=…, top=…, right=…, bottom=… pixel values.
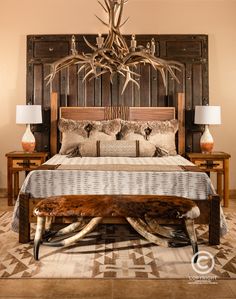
left=199, top=161, right=220, bottom=169
left=17, top=161, right=37, bottom=168
left=49, top=47, right=54, bottom=52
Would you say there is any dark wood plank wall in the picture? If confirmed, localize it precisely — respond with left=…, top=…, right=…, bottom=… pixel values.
left=27, top=34, right=208, bottom=154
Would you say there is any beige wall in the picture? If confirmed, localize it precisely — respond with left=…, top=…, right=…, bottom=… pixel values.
left=0, top=0, right=235, bottom=189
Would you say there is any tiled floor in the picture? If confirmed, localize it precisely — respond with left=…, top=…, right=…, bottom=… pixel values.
left=0, top=197, right=236, bottom=299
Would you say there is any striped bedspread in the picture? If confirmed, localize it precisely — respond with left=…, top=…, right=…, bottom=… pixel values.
left=11, top=155, right=227, bottom=235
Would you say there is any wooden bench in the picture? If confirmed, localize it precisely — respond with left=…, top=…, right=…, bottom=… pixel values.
left=33, top=195, right=200, bottom=262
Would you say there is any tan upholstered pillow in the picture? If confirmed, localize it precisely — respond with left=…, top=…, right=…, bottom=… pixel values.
left=67, top=141, right=97, bottom=157
left=89, top=119, right=121, bottom=141
left=58, top=118, right=90, bottom=154
left=58, top=118, right=90, bottom=136
left=99, top=140, right=156, bottom=157
left=67, top=140, right=156, bottom=157
left=139, top=140, right=156, bottom=157
left=58, top=118, right=121, bottom=155
left=119, top=120, right=177, bottom=156
left=59, top=132, right=86, bottom=155
left=147, top=119, right=178, bottom=155
left=98, top=140, right=138, bottom=157
left=67, top=140, right=139, bottom=157
left=120, top=120, right=148, bottom=141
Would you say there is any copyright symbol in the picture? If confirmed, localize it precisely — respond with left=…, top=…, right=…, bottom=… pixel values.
left=191, top=250, right=215, bottom=275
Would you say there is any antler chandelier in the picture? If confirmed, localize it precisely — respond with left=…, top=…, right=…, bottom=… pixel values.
left=46, top=0, right=182, bottom=94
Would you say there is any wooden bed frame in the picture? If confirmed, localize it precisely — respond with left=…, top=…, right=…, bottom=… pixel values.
left=19, top=92, right=220, bottom=245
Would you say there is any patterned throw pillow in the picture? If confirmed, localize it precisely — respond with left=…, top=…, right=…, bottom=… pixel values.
left=67, top=140, right=138, bottom=157
left=98, top=140, right=138, bottom=157
left=67, top=140, right=157, bottom=157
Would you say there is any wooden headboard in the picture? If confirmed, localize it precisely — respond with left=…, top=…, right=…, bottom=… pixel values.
left=50, top=92, right=185, bottom=156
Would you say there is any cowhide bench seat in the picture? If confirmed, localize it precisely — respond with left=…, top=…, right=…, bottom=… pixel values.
left=33, top=195, right=200, bottom=262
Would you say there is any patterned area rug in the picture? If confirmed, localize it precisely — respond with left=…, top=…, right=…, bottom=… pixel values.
left=0, top=211, right=236, bottom=278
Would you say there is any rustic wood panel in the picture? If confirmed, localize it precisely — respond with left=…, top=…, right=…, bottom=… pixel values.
left=101, top=73, right=111, bottom=106
left=27, top=34, right=208, bottom=154
left=60, top=106, right=175, bottom=122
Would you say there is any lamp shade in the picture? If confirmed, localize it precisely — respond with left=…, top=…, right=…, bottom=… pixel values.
left=16, top=105, right=42, bottom=124
left=194, top=106, right=221, bottom=125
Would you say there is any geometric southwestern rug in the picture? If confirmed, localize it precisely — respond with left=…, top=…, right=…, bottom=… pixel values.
left=0, top=211, right=236, bottom=279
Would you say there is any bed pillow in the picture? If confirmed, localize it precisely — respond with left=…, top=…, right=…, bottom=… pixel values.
left=98, top=140, right=138, bottom=157
left=147, top=119, right=178, bottom=155
left=89, top=119, right=121, bottom=141
left=67, top=140, right=157, bottom=157
left=58, top=118, right=90, bottom=154
left=67, top=140, right=138, bottom=157
left=119, top=120, right=149, bottom=141
left=67, top=140, right=98, bottom=157
left=58, top=118, right=121, bottom=154
left=139, top=141, right=156, bottom=157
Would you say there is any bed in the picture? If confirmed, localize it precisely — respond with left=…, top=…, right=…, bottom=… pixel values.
left=12, top=92, right=224, bottom=245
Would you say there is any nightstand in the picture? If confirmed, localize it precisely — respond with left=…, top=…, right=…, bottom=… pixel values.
left=187, top=152, right=231, bottom=207
left=5, top=151, right=48, bottom=206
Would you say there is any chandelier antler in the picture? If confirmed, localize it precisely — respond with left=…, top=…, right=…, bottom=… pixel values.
left=46, top=0, right=183, bottom=94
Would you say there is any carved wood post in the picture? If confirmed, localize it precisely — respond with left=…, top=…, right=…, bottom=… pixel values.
left=19, top=193, right=30, bottom=243
left=177, top=92, right=185, bottom=155
left=50, top=92, right=58, bottom=156
left=209, top=195, right=220, bottom=245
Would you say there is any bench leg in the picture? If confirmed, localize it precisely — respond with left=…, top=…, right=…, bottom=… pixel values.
left=145, top=215, right=189, bottom=241
left=126, top=217, right=169, bottom=247
left=43, top=217, right=103, bottom=247
left=209, top=195, right=220, bottom=245
left=184, top=219, right=198, bottom=263
left=54, top=218, right=86, bottom=237
left=19, top=193, right=30, bottom=243
left=34, top=216, right=46, bottom=261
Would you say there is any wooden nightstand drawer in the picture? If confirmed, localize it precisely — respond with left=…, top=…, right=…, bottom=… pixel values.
left=12, top=158, right=42, bottom=170
left=194, top=159, right=223, bottom=170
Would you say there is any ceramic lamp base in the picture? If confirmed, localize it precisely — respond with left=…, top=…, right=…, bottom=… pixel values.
left=22, top=124, right=35, bottom=152
left=200, top=125, right=214, bottom=153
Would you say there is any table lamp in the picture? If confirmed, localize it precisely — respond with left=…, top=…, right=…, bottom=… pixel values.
left=194, top=105, right=221, bottom=153
left=16, top=105, right=42, bottom=152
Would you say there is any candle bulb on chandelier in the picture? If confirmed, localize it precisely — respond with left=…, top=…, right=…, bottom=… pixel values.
left=151, top=38, right=155, bottom=55
left=96, top=33, right=104, bottom=48
left=70, top=35, right=77, bottom=55
left=130, top=34, right=137, bottom=51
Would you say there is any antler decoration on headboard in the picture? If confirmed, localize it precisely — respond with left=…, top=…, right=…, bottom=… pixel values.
left=46, top=0, right=183, bottom=94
